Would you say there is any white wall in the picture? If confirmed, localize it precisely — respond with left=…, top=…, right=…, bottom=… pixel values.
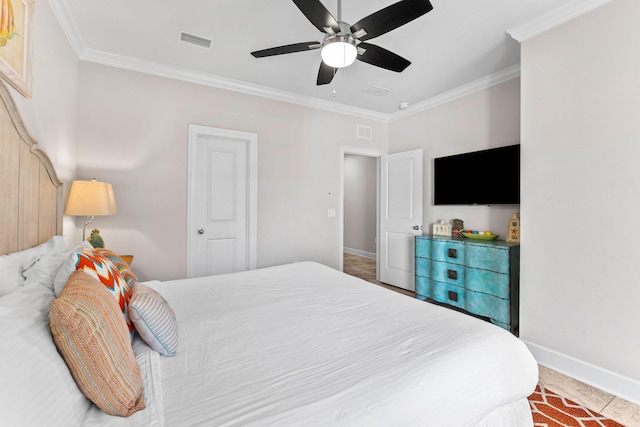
left=344, top=154, right=377, bottom=256
left=389, top=79, right=521, bottom=236
left=519, top=0, right=640, bottom=397
left=9, top=0, right=79, bottom=242
left=76, top=63, right=389, bottom=281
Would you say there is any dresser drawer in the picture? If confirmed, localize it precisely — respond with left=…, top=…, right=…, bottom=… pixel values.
left=466, top=290, right=510, bottom=325
left=432, top=281, right=466, bottom=311
left=416, top=236, right=512, bottom=274
left=465, top=245, right=510, bottom=274
left=417, top=258, right=460, bottom=280
left=415, top=257, right=428, bottom=278
left=415, top=276, right=432, bottom=300
left=417, top=259, right=510, bottom=298
left=418, top=278, right=511, bottom=328
left=417, top=238, right=466, bottom=265
left=464, top=269, right=511, bottom=299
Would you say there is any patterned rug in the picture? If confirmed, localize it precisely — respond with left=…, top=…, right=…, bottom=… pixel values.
left=528, top=385, right=625, bottom=426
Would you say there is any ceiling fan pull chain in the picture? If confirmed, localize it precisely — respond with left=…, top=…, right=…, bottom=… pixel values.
left=333, top=68, right=337, bottom=97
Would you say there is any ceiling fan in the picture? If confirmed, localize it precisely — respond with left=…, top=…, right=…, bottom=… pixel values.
left=250, top=0, right=434, bottom=86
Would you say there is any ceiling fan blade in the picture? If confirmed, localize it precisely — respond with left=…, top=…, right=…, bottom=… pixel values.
left=292, top=0, right=340, bottom=34
left=251, top=42, right=320, bottom=58
left=317, top=62, right=337, bottom=85
left=350, top=0, right=433, bottom=41
left=357, top=43, right=411, bottom=72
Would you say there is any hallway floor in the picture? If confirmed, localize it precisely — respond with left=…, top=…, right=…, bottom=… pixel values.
left=343, top=252, right=414, bottom=297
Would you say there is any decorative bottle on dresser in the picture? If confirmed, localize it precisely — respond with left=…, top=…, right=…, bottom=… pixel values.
left=507, top=213, right=520, bottom=243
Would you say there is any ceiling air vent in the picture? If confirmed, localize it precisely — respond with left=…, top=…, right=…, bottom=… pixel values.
left=178, top=31, right=213, bottom=49
left=362, top=86, right=390, bottom=96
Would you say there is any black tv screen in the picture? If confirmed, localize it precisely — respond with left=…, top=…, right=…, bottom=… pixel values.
left=434, top=144, right=520, bottom=205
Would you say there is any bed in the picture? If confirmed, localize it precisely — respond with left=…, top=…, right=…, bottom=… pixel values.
left=0, top=81, right=538, bottom=426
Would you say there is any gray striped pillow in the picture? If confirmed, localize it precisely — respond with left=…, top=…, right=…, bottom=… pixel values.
left=128, top=283, right=178, bottom=357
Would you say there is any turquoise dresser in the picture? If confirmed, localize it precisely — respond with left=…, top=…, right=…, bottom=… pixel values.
left=415, top=235, right=520, bottom=334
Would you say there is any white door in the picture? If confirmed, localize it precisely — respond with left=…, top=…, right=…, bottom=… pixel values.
left=187, top=125, right=257, bottom=278
left=379, top=149, right=423, bottom=291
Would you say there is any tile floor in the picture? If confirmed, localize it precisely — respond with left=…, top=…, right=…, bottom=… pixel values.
left=537, top=365, right=640, bottom=426
left=343, top=252, right=640, bottom=427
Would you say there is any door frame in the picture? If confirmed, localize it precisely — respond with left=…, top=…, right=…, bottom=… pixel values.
left=187, top=125, right=258, bottom=277
left=338, top=146, right=386, bottom=274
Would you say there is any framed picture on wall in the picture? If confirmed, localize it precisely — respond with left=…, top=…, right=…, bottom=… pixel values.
left=0, top=0, right=33, bottom=98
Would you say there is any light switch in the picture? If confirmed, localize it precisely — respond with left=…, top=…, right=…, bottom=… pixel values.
left=328, top=208, right=336, bottom=217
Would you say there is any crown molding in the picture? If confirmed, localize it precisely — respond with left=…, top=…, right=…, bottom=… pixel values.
left=80, top=48, right=522, bottom=124
left=48, top=0, right=388, bottom=121
left=507, top=0, right=613, bottom=42
left=389, top=64, right=521, bottom=122
left=79, top=49, right=390, bottom=122
left=48, top=0, right=86, bottom=57
left=48, top=0, right=524, bottom=123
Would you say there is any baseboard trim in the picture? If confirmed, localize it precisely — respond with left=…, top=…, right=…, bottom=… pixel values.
left=522, top=340, right=640, bottom=405
left=344, top=247, right=376, bottom=260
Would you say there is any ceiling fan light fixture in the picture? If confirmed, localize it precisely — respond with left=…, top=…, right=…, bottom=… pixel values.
left=321, top=36, right=357, bottom=68
left=250, top=0, right=434, bottom=85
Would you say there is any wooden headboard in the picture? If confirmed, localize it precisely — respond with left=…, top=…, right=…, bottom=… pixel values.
left=0, top=83, right=62, bottom=256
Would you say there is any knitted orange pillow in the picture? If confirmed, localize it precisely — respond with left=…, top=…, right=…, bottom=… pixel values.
left=50, top=271, right=146, bottom=416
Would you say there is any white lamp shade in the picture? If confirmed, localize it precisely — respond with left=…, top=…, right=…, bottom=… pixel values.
left=64, top=180, right=117, bottom=216
left=321, top=39, right=357, bottom=68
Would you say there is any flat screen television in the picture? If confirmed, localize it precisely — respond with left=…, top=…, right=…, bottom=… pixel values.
left=433, top=144, right=520, bottom=205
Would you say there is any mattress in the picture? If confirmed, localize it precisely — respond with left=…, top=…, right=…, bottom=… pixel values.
left=83, top=261, right=537, bottom=426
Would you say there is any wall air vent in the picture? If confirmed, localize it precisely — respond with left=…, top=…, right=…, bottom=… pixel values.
left=178, top=31, right=213, bottom=49
left=362, top=86, right=390, bottom=96
left=357, top=125, right=372, bottom=140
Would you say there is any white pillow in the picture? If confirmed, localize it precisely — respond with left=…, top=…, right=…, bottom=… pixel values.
left=23, top=251, right=70, bottom=291
left=0, top=282, right=90, bottom=426
left=52, top=242, right=95, bottom=297
left=24, top=243, right=84, bottom=292
left=0, top=236, right=67, bottom=297
left=53, top=250, right=79, bottom=297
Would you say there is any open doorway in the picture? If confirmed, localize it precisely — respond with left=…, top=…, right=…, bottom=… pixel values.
left=344, top=153, right=378, bottom=283
left=344, top=154, right=377, bottom=258
left=339, top=147, right=423, bottom=293
left=338, top=146, right=385, bottom=275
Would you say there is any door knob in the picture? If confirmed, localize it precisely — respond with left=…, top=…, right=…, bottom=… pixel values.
left=197, top=228, right=204, bottom=235
left=413, top=225, right=422, bottom=230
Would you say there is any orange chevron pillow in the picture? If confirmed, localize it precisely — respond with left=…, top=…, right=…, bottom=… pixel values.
left=91, top=248, right=138, bottom=289
left=74, top=250, right=134, bottom=338
left=50, top=271, right=146, bottom=416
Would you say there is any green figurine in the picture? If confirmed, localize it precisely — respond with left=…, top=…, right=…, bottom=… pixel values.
left=88, top=228, right=105, bottom=248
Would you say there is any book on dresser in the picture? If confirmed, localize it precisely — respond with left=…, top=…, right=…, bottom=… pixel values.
left=415, top=235, right=520, bottom=335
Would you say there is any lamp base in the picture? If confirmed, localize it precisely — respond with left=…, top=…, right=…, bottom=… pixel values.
left=82, top=216, right=95, bottom=242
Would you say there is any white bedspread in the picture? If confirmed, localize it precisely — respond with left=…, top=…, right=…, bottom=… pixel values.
left=84, top=261, right=537, bottom=426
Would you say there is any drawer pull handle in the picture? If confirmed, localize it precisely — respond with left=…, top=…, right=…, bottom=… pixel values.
left=447, top=248, right=457, bottom=258
left=447, top=270, right=457, bottom=280
left=448, top=291, right=458, bottom=302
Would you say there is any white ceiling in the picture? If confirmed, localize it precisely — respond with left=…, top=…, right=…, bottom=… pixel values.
left=55, top=0, right=589, bottom=116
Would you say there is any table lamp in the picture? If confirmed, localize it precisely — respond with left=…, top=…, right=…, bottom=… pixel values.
left=64, top=179, right=117, bottom=242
